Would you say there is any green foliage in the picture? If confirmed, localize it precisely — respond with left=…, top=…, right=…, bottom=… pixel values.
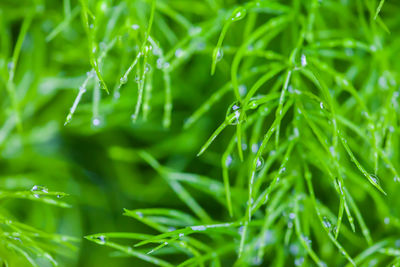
left=1, top=0, right=400, bottom=266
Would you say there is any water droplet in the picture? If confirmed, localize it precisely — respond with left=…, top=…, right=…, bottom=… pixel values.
left=189, top=26, right=202, bottom=36
left=379, top=76, right=388, bottom=89
left=175, top=48, right=184, bottom=58
left=88, top=70, right=97, bottom=78
left=369, top=174, right=381, bottom=186
left=97, top=235, right=106, bottom=244
left=100, top=2, right=108, bottom=12
left=384, top=217, right=390, bottom=225
left=226, top=101, right=246, bottom=125
left=89, top=24, right=94, bottom=29
left=216, top=48, right=224, bottom=62
left=289, top=213, right=296, bottom=219
left=120, top=76, right=128, bottom=85
left=320, top=102, right=324, bottom=109
left=144, top=63, right=151, bottom=73
left=251, top=144, right=259, bottom=153
left=191, top=225, right=206, bottom=231
left=329, top=146, right=335, bottom=157
left=239, top=84, right=247, bottom=96
left=34, top=194, right=40, bottom=198
left=231, top=7, right=247, bottom=21
left=225, top=155, right=233, bottom=167
left=279, top=167, right=286, bottom=175
left=291, top=127, right=299, bottom=139
left=179, top=233, right=184, bottom=238
left=260, top=106, right=269, bottom=115
left=256, top=157, right=264, bottom=170
left=289, top=244, right=299, bottom=255
left=92, top=117, right=101, bottom=127
left=322, top=217, right=332, bottom=230
left=7, top=61, right=14, bottom=71
left=333, top=226, right=338, bottom=235
left=249, top=101, right=257, bottom=109
left=238, top=226, right=244, bottom=235
left=242, top=143, right=248, bottom=151
left=163, top=62, right=170, bottom=69
left=131, top=24, right=139, bottom=30
left=196, top=41, right=206, bottom=51
left=156, top=58, right=163, bottom=69
left=135, top=74, right=141, bottom=83
left=136, top=211, right=143, bottom=218
left=145, top=45, right=152, bottom=53
left=152, top=47, right=161, bottom=56
left=31, top=185, right=48, bottom=193
left=302, top=235, right=312, bottom=245
left=301, top=54, right=307, bottom=67
left=294, top=257, right=304, bottom=266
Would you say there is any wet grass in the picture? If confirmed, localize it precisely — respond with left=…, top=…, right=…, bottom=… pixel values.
left=1, top=0, right=400, bottom=266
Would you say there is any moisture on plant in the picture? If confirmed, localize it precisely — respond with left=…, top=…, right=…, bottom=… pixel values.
left=0, top=0, right=399, bottom=266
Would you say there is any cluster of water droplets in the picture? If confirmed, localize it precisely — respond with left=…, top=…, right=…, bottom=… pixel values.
left=322, top=216, right=333, bottom=231
left=226, top=101, right=247, bottom=125
left=190, top=225, right=206, bottom=231
left=31, top=185, right=48, bottom=198
left=294, top=257, right=304, bottom=266
left=301, top=234, right=312, bottom=246
left=156, top=58, right=170, bottom=70
left=287, top=212, right=295, bottom=229
left=31, top=185, right=64, bottom=199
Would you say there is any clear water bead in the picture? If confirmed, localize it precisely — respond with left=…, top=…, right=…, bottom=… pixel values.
left=231, top=7, right=247, bottom=21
